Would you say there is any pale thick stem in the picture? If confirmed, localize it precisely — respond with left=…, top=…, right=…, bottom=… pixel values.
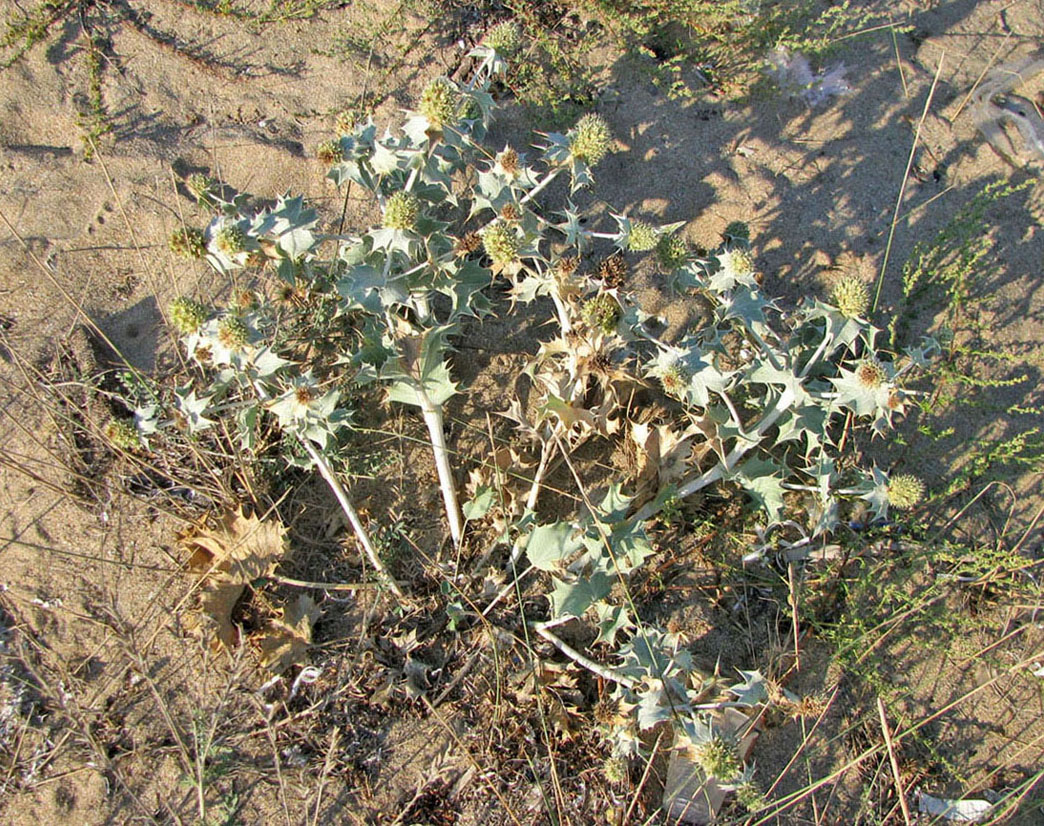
left=419, top=393, right=464, bottom=547
left=530, top=621, right=637, bottom=689
left=550, top=290, right=573, bottom=336
left=525, top=439, right=554, bottom=513
left=301, top=439, right=405, bottom=600
left=520, top=167, right=563, bottom=205
left=254, top=382, right=403, bottom=598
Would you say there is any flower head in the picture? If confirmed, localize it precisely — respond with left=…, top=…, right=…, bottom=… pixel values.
left=626, top=221, right=658, bottom=252
left=832, top=275, right=869, bottom=318
left=857, top=359, right=887, bottom=389
left=105, top=419, right=141, bottom=452
left=169, top=297, right=208, bottom=335
left=215, top=224, right=247, bottom=255
left=334, top=109, right=356, bottom=135
left=887, top=474, right=924, bottom=509
left=486, top=21, right=521, bottom=53
left=419, top=77, right=458, bottom=128
left=582, top=294, right=621, bottom=335
left=693, top=735, right=742, bottom=781
left=169, top=227, right=207, bottom=259
left=383, top=192, right=419, bottom=230
left=658, top=362, right=690, bottom=399
left=656, top=233, right=688, bottom=271
left=569, top=114, right=613, bottom=166
left=316, top=139, right=343, bottom=165
left=599, top=253, right=627, bottom=287
left=217, top=316, right=250, bottom=350
left=481, top=222, right=520, bottom=267
left=186, top=173, right=216, bottom=205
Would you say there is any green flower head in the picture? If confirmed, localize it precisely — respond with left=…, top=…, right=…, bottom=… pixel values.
left=383, top=192, right=420, bottom=231
left=105, top=419, right=141, bottom=452
left=334, top=109, right=356, bottom=136
left=581, top=294, right=621, bottom=335
left=486, top=21, right=521, bottom=53
left=420, top=77, right=458, bottom=128
left=602, top=756, right=628, bottom=785
left=217, top=316, right=250, bottom=350
left=887, top=474, right=924, bottom=509
left=626, top=221, right=658, bottom=252
left=169, top=227, right=207, bottom=259
left=215, top=224, right=247, bottom=255
left=481, top=222, right=520, bottom=267
left=169, top=296, right=208, bottom=335
left=569, top=113, right=613, bottom=166
left=186, top=173, right=216, bottom=204
left=832, top=275, right=870, bottom=319
left=316, top=139, right=343, bottom=165
left=693, top=736, right=741, bottom=781
left=656, top=233, right=688, bottom=271
left=659, top=362, right=690, bottom=399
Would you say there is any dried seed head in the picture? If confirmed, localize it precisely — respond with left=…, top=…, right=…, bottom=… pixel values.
left=420, top=77, right=458, bottom=128
left=887, top=474, right=924, bottom=509
left=294, top=385, right=316, bottom=405
left=215, top=224, right=247, bottom=255
left=598, top=253, right=627, bottom=287
left=169, top=297, right=208, bottom=335
left=454, top=232, right=481, bottom=256
left=217, top=316, right=249, bottom=350
left=656, top=233, right=689, bottom=271
left=581, top=294, right=621, bottom=335
left=693, top=736, right=741, bottom=781
left=105, top=419, right=141, bottom=452
left=497, top=147, right=519, bottom=174
left=593, top=697, right=618, bottom=725
left=857, top=359, right=886, bottom=389
left=169, top=227, right=207, bottom=259
left=556, top=256, right=580, bottom=278
left=316, top=139, right=343, bottom=165
left=481, top=222, right=520, bottom=267
left=570, top=113, right=613, bottom=166
left=500, top=203, right=521, bottom=222
left=487, top=20, right=521, bottom=53
left=832, top=275, right=870, bottom=318
left=383, top=191, right=420, bottom=230
left=626, top=221, right=658, bottom=252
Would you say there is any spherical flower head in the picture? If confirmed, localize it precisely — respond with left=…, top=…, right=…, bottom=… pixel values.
left=599, top=253, right=627, bottom=287
left=481, top=222, right=520, bottom=267
left=419, top=77, right=458, bottom=128
left=693, top=736, right=741, bottom=781
left=486, top=20, right=521, bottom=53
left=556, top=256, right=579, bottom=278
left=659, top=362, right=690, bottom=399
left=832, top=275, right=869, bottom=318
left=582, top=294, right=622, bottom=335
left=169, top=297, right=208, bottom=335
left=334, top=109, right=355, bottom=136
left=105, top=419, right=141, bottom=452
left=569, top=113, right=612, bottom=166
left=887, top=474, right=924, bottom=509
left=735, top=780, right=766, bottom=812
left=186, top=173, right=216, bottom=203
left=383, top=192, right=419, bottom=231
left=723, top=221, right=751, bottom=243
left=217, top=316, right=250, bottom=350
left=169, top=227, right=207, bottom=259
left=497, top=147, right=519, bottom=175
left=316, top=139, right=343, bottom=165
left=719, top=247, right=754, bottom=279
left=656, top=234, right=688, bottom=271
left=603, top=756, right=628, bottom=785
left=627, top=221, right=658, bottom=252
left=857, top=359, right=887, bottom=389
left=215, top=224, right=247, bottom=255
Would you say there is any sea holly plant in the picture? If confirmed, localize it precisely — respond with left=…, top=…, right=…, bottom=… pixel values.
left=145, top=33, right=938, bottom=775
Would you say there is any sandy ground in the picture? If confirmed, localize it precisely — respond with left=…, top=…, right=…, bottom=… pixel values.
left=0, top=0, right=1042, bottom=823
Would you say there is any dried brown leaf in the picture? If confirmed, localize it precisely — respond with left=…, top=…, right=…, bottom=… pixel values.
left=259, top=594, right=320, bottom=674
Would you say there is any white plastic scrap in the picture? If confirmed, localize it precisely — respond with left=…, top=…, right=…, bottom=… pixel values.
left=917, top=792, right=994, bottom=822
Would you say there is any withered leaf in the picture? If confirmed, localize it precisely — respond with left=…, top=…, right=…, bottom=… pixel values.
left=259, top=594, right=320, bottom=674
left=180, top=508, right=288, bottom=651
